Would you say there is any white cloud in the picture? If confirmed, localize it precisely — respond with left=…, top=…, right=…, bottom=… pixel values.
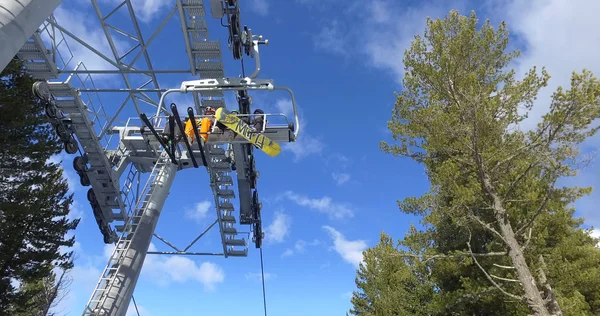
left=281, top=248, right=294, bottom=257
left=311, top=0, right=455, bottom=85
left=52, top=263, right=102, bottom=315
left=47, top=153, right=78, bottom=193
left=489, top=0, right=600, bottom=132
left=590, top=228, right=600, bottom=248
left=68, top=199, right=85, bottom=223
left=284, top=135, right=324, bottom=161
left=98, top=0, right=172, bottom=23
left=283, top=191, right=354, bottom=219
left=245, top=271, right=276, bottom=282
left=142, top=243, right=225, bottom=291
left=103, top=243, right=116, bottom=260
left=332, top=172, right=351, bottom=185
left=185, top=201, right=212, bottom=223
left=323, top=226, right=367, bottom=268
left=282, top=239, right=321, bottom=257
left=309, top=0, right=600, bottom=228
left=314, top=19, right=351, bottom=57
left=274, top=98, right=324, bottom=161
left=264, top=212, right=291, bottom=243
left=51, top=6, right=121, bottom=72
left=249, top=0, right=270, bottom=16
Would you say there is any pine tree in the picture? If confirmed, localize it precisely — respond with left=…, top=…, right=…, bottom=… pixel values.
left=350, top=10, right=600, bottom=316
left=0, top=58, right=80, bottom=313
left=14, top=266, right=72, bottom=316
left=349, top=231, right=435, bottom=316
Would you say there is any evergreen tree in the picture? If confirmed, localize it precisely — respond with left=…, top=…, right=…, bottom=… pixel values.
left=349, top=231, right=435, bottom=316
left=0, top=58, right=80, bottom=313
left=14, top=266, right=72, bottom=316
left=350, top=10, right=600, bottom=316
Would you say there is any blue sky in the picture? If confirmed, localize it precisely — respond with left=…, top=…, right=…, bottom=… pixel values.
left=39, top=0, right=600, bottom=315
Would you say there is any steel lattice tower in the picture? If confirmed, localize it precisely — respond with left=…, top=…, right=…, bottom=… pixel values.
left=0, top=0, right=300, bottom=315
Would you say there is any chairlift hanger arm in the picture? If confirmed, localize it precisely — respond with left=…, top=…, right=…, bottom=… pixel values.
left=155, top=78, right=300, bottom=139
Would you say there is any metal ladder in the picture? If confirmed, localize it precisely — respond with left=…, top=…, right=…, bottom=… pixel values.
left=206, top=144, right=248, bottom=257
left=83, top=150, right=171, bottom=314
left=47, top=81, right=127, bottom=226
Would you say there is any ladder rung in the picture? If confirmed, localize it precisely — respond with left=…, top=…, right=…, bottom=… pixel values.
left=228, top=249, right=248, bottom=257
left=217, top=175, right=233, bottom=185
left=217, top=189, right=234, bottom=198
left=223, top=227, right=237, bottom=234
left=225, top=238, right=245, bottom=246
left=221, top=215, right=236, bottom=223
left=219, top=202, right=234, bottom=211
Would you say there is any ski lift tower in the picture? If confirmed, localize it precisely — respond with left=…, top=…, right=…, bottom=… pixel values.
left=2, top=0, right=300, bottom=315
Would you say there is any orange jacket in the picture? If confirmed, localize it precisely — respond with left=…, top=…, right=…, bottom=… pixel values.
left=184, top=119, right=200, bottom=142
left=199, top=117, right=213, bottom=142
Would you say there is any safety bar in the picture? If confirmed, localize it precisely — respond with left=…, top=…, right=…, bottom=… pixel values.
left=249, top=38, right=268, bottom=79
left=154, top=78, right=300, bottom=140
left=131, top=113, right=290, bottom=133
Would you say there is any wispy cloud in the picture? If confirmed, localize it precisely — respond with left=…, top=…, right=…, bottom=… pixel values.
left=308, top=0, right=458, bottom=84
left=282, top=239, right=321, bottom=257
left=47, top=153, right=80, bottom=194
left=249, top=0, right=270, bottom=16
left=185, top=201, right=212, bottom=223
left=265, top=211, right=291, bottom=244
left=322, top=226, right=367, bottom=268
left=326, top=153, right=352, bottom=185
left=306, top=0, right=600, bottom=229
left=98, top=0, right=173, bottom=23
left=142, top=243, right=225, bottom=291
left=272, top=98, right=324, bottom=161
left=283, top=191, right=354, bottom=219
left=52, top=5, right=122, bottom=72
left=488, top=0, right=600, bottom=132
left=589, top=228, right=600, bottom=248
left=245, top=271, right=276, bottom=282
left=332, top=172, right=351, bottom=185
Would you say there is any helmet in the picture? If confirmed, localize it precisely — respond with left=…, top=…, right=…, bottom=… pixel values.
left=231, top=110, right=239, bottom=114
left=253, top=109, right=264, bottom=115
left=204, top=107, right=215, bottom=115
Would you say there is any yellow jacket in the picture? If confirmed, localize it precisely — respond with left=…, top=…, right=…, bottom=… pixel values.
left=199, top=117, right=213, bottom=142
left=184, top=119, right=201, bottom=142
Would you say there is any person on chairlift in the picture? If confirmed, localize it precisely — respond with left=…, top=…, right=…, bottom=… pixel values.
left=252, top=108, right=265, bottom=132
left=184, top=116, right=201, bottom=145
left=199, top=106, right=216, bottom=143
left=161, top=115, right=181, bottom=158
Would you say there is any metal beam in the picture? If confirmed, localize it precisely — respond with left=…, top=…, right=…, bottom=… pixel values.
left=0, top=0, right=63, bottom=72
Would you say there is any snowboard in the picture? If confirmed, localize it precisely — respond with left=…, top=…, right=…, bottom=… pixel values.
left=215, top=107, right=281, bottom=157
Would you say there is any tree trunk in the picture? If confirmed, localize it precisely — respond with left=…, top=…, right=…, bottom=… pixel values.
left=484, top=175, right=551, bottom=316
left=537, top=255, right=563, bottom=316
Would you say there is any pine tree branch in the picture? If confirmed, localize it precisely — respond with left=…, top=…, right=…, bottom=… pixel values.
left=468, top=212, right=506, bottom=242
left=502, top=160, right=539, bottom=201
left=493, top=263, right=516, bottom=269
left=387, top=250, right=507, bottom=263
left=516, top=188, right=552, bottom=236
left=466, top=229, right=524, bottom=301
left=522, top=227, right=533, bottom=251
left=490, top=273, right=521, bottom=283
left=493, top=95, right=579, bottom=174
